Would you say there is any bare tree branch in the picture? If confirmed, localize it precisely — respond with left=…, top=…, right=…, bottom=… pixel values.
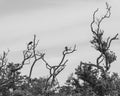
left=90, top=8, right=99, bottom=35
left=90, top=3, right=118, bottom=72
left=26, top=35, right=44, bottom=84
left=107, top=33, right=118, bottom=50
left=42, top=45, right=76, bottom=93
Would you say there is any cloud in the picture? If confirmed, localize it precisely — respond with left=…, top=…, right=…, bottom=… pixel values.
left=0, top=0, right=60, bottom=18
left=0, top=0, right=95, bottom=51
left=0, top=0, right=105, bottom=17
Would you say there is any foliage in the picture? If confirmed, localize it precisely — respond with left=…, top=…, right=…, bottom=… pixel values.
left=64, top=3, right=119, bottom=96
left=0, top=35, right=75, bottom=96
left=0, top=2, right=119, bottom=96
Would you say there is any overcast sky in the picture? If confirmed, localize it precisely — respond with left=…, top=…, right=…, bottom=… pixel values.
left=0, top=0, right=120, bottom=85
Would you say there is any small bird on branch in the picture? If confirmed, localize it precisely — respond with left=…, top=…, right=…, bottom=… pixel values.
left=28, top=41, right=33, bottom=45
left=27, top=41, right=33, bottom=50
left=65, top=46, right=68, bottom=51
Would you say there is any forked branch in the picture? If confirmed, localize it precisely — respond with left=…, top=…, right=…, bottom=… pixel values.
left=42, top=45, right=76, bottom=92
left=90, top=3, right=118, bottom=72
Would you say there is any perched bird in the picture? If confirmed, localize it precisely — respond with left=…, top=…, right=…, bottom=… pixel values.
left=28, top=41, right=33, bottom=45
left=65, top=46, right=68, bottom=51
left=27, top=41, right=33, bottom=50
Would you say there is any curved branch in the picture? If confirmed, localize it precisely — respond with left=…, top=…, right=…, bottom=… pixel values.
left=90, top=8, right=99, bottom=35
left=107, top=33, right=118, bottom=49
left=80, top=61, right=104, bottom=73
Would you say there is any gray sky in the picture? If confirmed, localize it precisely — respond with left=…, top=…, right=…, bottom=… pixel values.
left=0, top=0, right=120, bottom=85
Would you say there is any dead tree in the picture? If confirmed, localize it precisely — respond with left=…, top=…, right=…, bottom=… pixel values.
left=90, top=2, right=118, bottom=72
left=42, top=45, right=76, bottom=93
left=77, top=2, right=118, bottom=96
left=80, top=2, right=118, bottom=76
left=24, top=35, right=45, bottom=84
left=0, top=35, right=45, bottom=94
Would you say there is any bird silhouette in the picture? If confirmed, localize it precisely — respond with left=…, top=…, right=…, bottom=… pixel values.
left=28, top=41, right=33, bottom=45
left=65, top=46, right=68, bottom=51
left=27, top=41, right=33, bottom=50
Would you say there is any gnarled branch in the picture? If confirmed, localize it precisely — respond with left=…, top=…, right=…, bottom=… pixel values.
left=42, top=45, right=76, bottom=92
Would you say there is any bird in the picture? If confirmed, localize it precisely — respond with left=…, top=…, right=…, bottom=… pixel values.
left=27, top=41, right=33, bottom=50
left=28, top=41, right=33, bottom=45
left=65, top=46, right=68, bottom=51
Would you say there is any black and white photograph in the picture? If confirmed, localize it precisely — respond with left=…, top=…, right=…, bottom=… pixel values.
left=0, top=0, right=120, bottom=96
